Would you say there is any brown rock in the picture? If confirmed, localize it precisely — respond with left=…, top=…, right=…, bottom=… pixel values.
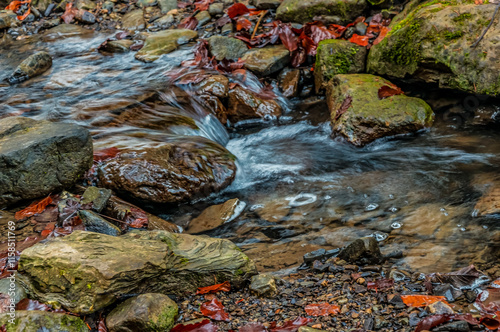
left=226, top=86, right=282, bottom=123
left=279, top=68, right=301, bottom=98
left=187, top=198, right=244, bottom=233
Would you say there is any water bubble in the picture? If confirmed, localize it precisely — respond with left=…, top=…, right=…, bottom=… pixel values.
left=347, top=186, right=354, bottom=192
left=483, top=225, right=488, bottom=229
left=249, top=204, right=264, bottom=212
left=460, top=227, right=466, bottom=232
left=444, top=212, right=449, bottom=216
left=457, top=224, right=462, bottom=227
left=365, top=203, right=379, bottom=211
left=440, top=208, right=446, bottom=212
left=391, top=222, right=402, bottom=229
left=324, top=195, right=332, bottom=200
left=364, top=194, right=368, bottom=198
left=388, top=194, right=395, bottom=199
left=389, top=207, right=398, bottom=213
left=370, top=231, right=388, bottom=242
left=472, top=209, right=479, bottom=217
left=286, top=193, right=317, bottom=207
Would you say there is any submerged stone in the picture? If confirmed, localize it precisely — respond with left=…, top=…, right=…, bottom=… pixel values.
left=227, top=86, right=282, bottom=123
left=208, top=36, right=248, bottom=61
left=0, top=311, right=89, bottom=332
left=187, top=198, right=244, bottom=233
left=78, top=210, right=121, bottom=236
left=121, top=9, right=145, bottom=31
left=8, top=51, right=52, bottom=84
left=19, top=230, right=257, bottom=314
left=0, top=117, right=93, bottom=208
left=326, top=74, right=434, bottom=146
left=106, top=293, right=178, bottom=332
left=135, top=29, right=198, bottom=62
left=338, top=236, right=382, bottom=264
left=97, top=138, right=236, bottom=204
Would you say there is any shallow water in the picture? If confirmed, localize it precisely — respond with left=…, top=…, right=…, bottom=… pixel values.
left=1, top=28, right=499, bottom=274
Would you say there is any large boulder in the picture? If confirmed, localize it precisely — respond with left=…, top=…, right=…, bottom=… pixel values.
left=367, top=0, right=500, bottom=96
left=8, top=52, right=52, bottom=84
left=97, top=137, right=236, bottom=204
left=0, top=117, right=93, bottom=208
left=135, top=29, right=198, bottom=62
left=314, top=39, right=367, bottom=93
left=0, top=311, right=89, bottom=332
left=106, top=293, right=178, bottom=332
left=326, top=74, right=434, bottom=146
left=18, top=230, right=257, bottom=314
left=276, top=0, right=366, bottom=24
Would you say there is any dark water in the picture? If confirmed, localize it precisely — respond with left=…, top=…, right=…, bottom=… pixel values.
left=1, top=29, right=499, bottom=273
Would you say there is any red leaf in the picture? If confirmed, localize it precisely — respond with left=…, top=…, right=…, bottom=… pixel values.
left=236, top=17, right=252, bottom=31
left=227, top=3, right=249, bottom=19
left=279, top=24, right=298, bottom=52
left=307, top=24, right=340, bottom=46
left=415, top=314, right=480, bottom=332
left=335, top=95, right=352, bottom=121
left=196, top=281, right=231, bottom=295
left=15, top=195, right=53, bottom=220
left=481, top=315, right=500, bottom=330
left=179, top=16, right=198, bottom=30
left=349, top=34, right=369, bottom=47
left=304, top=303, right=340, bottom=316
left=94, top=147, right=120, bottom=162
left=400, top=295, right=448, bottom=307
left=239, top=323, right=267, bottom=332
left=378, top=85, right=404, bottom=99
left=367, top=278, right=394, bottom=291
left=373, top=27, right=389, bottom=46
left=194, top=0, right=213, bottom=11
left=16, top=298, right=52, bottom=311
left=200, top=298, right=230, bottom=321
left=171, top=319, right=218, bottom=332
left=5, top=0, right=31, bottom=20
left=270, top=317, right=312, bottom=332
left=98, top=318, right=108, bottom=332
left=61, top=2, right=78, bottom=24
left=124, top=207, right=149, bottom=229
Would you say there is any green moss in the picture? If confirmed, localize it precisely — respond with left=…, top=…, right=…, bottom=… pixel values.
left=452, top=12, right=472, bottom=22
left=148, top=305, right=177, bottom=332
left=382, top=22, right=422, bottom=67
left=235, top=269, right=244, bottom=275
left=443, top=30, right=464, bottom=40
left=318, top=46, right=359, bottom=81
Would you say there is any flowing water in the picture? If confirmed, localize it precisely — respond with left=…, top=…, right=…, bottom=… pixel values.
left=1, top=28, right=499, bottom=274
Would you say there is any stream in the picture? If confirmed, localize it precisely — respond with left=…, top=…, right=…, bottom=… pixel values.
left=1, top=28, right=499, bottom=275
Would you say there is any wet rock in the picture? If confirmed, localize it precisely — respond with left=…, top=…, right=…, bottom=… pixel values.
left=242, top=45, right=290, bottom=76
left=0, top=311, right=89, bottom=332
left=354, top=21, right=366, bottom=35
left=106, top=293, right=178, bottom=332
left=303, top=248, right=326, bottom=264
left=121, top=9, right=146, bottom=31
left=75, top=10, right=96, bottom=24
left=102, top=0, right=114, bottom=11
left=367, top=1, right=500, bottom=96
left=196, top=75, right=229, bottom=98
left=32, top=0, right=52, bottom=13
left=0, top=11, right=17, bottom=30
left=277, top=0, right=366, bottom=24
left=195, top=10, right=211, bottom=26
left=155, top=13, right=175, bottom=27
left=0, top=278, right=27, bottom=306
left=42, top=24, right=93, bottom=41
left=254, top=0, right=282, bottom=9
left=314, top=39, right=367, bottom=93
left=0, top=117, right=93, bottom=208
left=426, top=301, right=454, bottom=315
left=8, top=51, right=52, bottom=84
left=326, top=74, right=434, bottom=146
left=101, top=39, right=134, bottom=53
left=75, top=0, right=96, bottom=10
left=249, top=274, right=278, bottom=297
left=338, top=237, right=382, bottom=264
left=433, top=321, right=470, bottom=332
left=474, top=185, right=500, bottom=216
left=187, top=198, right=244, bottom=233
left=209, top=3, right=224, bottom=15
left=279, top=68, right=300, bottom=98
left=78, top=210, right=121, bottom=236
left=135, top=29, right=198, bottom=62
left=19, top=230, right=257, bottom=314
left=227, top=86, right=282, bottom=123
left=221, top=22, right=233, bottom=35
left=208, top=36, right=248, bottom=61
left=298, top=327, right=327, bottom=332
left=159, top=0, right=177, bottom=14
left=81, top=187, right=112, bottom=212
left=137, top=0, right=157, bottom=7
left=97, top=138, right=236, bottom=204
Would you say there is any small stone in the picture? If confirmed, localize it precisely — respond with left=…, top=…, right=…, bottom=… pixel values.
left=226, top=86, right=282, bottom=123
left=298, top=327, right=327, bottom=332
left=426, top=301, right=454, bottom=315
left=303, top=248, right=326, bottom=264
left=338, top=237, right=382, bottom=265
left=121, top=9, right=146, bottom=31
left=374, top=316, right=389, bottom=329
left=433, top=321, right=470, bottom=332
left=354, top=21, right=367, bottom=35
left=102, top=1, right=114, bottom=11
left=81, top=187, right=112, bottom=213
left=155, top=13, right=175, bottom=26
left=137, top=0, right=157, bottom=7
left=221, top=23, right=233, bottom=35
left=135, top=29, right=198, bottom=62
left=209, top=2, right=224, bottom=15
left=357, top=277, right=365, bottom=284
left=75, top=10, right=96, bottom=24
left=242, top=45, right=290, bottom=76
left=106, top=293, right=178, bottom=332
left=187, top=198, right=244, bottom=233
left=101, top=39, right=134, bottom=53
left=195, top=10, right=211, bottom=26
left=0, top=278, right=27, bottom=306
left=8, top=51, right=52, bottom=85
left=75, top=0, right=96, bottom=10
left=278, top=68, right=301, bottom=98
left=159, top=0, right=177, bottom=14
left=0, top=11, right=18, bottom=30
left=254, top=0, right=282, bottom=9
left=208, top=36, right=248, bottom=61
left=78, top=210, right=121, bottom=236
left=249, top=274, right=278, bottom=298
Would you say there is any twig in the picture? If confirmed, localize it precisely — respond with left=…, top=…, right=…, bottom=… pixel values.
left=96, top=212, right=128, bottom=225
left=471, top=2, right=500, bottom=48
left=251, top=10, right=267, bottom=40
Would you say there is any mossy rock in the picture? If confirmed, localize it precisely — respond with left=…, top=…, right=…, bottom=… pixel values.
left=0, top=311, right=89, bottom=332
left=18, top=230, right=257, bottom=314
left=314, top=39, right=367, bottom=93
left=135, top=29, right=198, bottom=62
left=367, top=0, right=500, bottom=96
left=326, top=74, right=434, bottom=146
left=276, top=0, right=367, bottom=24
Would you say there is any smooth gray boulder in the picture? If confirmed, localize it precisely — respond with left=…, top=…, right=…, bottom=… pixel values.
left=0, top=117, right=93, bottom=208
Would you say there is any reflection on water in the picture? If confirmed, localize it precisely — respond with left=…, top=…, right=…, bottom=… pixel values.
left=1, top=28, right=499, bottom=274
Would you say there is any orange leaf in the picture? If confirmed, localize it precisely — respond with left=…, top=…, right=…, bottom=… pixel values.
left=349, top=34, right=369, bottom=47
left=93, top=147, right=120, bottom=162
left=196, top=281, right=231, bottom=295
left=304, top=303, right=340, bottom=316
left=378, top=84, right=404, bottom=99
left=61, top=2, right=78, bottom=24
left=15, top=195, right=53, bottom=220
left=236, top=17, right=252, bottom=31
left=400, top=295, right=448, bottom=307
left=6, top=0, right=31, bottom=21
left=373, top=26, right=389, bottom=46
